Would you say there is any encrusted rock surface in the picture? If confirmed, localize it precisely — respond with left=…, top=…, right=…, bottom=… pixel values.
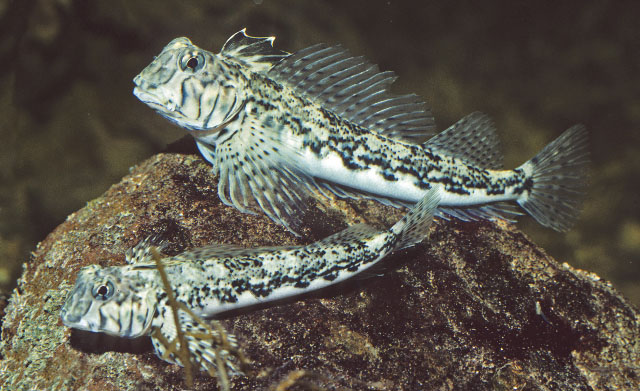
left=1, top=153, right=638, bottom=390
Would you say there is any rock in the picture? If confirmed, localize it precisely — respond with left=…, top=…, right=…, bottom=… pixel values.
left=1, top=153, right=638, bottom=390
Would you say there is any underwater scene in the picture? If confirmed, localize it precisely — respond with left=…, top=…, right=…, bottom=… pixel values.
left=1, top=1, right=638, bottom=390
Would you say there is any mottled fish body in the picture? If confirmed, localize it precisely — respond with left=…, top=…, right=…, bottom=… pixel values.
left=133, top=30, right=589, bottom=233
left=61, top=189, right=439, bottom=372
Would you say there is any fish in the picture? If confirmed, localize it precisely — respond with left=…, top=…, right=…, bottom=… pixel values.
left=60, top=188, right=440, bottom=373
left=133, top=29, right=589, bottom=234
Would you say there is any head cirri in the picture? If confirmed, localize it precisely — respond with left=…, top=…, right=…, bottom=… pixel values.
left=133, top=37, right=246, bottom=133
left=60, top=265, right=157, bottom=338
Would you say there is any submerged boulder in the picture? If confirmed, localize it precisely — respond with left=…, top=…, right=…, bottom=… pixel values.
left=1, top=153, right=638, bottom=390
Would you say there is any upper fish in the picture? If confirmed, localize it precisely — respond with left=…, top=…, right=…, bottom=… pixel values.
left=133, top=29, right=589, bottom=233
left=60, top=188, right=439, bottom=373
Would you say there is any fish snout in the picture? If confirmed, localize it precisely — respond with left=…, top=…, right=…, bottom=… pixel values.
left=60, top=308, right=80, bottom=325
left=60, top=284, right=93, bottom=327
left=133, top=73, right=143, bottom=86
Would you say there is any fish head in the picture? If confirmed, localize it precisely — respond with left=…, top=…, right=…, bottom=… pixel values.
left=133, top=37, right=245, bottom=133
left=61, top=265, right=157, bottom=338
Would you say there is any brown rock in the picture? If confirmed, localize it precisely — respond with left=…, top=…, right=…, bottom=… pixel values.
left=1, top=153, right=638, bottom=390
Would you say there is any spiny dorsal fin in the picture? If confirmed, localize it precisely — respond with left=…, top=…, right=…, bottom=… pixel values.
left=125, top=236, right=168, bottom=264
left=220, top=29, right=290, bottom=73
left=425, top=112, right=503, bottom=169
left=268, top=44, right=435, bottom=143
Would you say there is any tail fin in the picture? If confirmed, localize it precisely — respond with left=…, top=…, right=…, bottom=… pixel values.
left=390, top=188, right=440, bottom=250
left=517, top=125, right=589, bottom=232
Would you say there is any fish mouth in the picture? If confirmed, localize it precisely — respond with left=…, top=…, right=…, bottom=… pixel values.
left=133, top=74, right=173, bottom=111
left=133, top=87, right=162, bottom=107
left=133, top=87, right=180, bottom=115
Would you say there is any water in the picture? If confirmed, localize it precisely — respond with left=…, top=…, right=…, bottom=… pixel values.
left=0, top=0, right=638, bottom=306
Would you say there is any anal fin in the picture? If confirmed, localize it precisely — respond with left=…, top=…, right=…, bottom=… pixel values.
left=436, top=202, right=523, bottom=224
left=317, top=180, right=522, bottom=226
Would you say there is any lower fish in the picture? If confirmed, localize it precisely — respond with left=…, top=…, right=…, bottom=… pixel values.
left=133, top=30, right=589, bottom=234
left=60, top=189, right=439, bottom=373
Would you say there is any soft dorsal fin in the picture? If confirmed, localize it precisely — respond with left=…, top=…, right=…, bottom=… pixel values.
left=390, top=188, right=439, bottom=251
left=425, top=112, right=503, bottom=169
left=313, top=224, right=380, bottom=248
left=268, top=44, right=435, bottom=142
left=220, top=29, right=290, bottom=73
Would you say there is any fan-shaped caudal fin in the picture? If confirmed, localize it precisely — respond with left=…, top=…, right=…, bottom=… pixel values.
left=517, top=125, right=589, bottom=232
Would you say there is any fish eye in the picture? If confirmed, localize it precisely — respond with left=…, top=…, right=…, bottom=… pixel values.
left=180, top=52, right=205, bottom=72
left=93, top=281, right=115, bottom=301
left=186, top=57, right=198, bottom=69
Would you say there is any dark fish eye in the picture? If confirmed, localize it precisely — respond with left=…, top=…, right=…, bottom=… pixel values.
left=93, top=281, right=115, bottom=301
left=180, top=52, right=205, bottom=72
left=186, top=57, right=198, bottom=69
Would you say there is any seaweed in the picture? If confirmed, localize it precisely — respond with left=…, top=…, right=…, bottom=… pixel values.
left=151, top=247, right=250, bottom=390
left=271, top=370, right=326, bottom=391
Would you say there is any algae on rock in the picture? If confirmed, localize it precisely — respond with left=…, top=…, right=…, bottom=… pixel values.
left=1, top=153, right=638, bottom=390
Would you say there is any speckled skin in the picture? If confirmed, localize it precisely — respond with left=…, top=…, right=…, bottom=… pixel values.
left=133, top=31, right=588, bottom=232
left=238, top=75, right=529, bottom=203
left=60, top=188, right=438, bottom=372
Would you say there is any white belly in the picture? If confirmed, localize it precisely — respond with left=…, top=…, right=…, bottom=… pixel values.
left=304, top=151, right=426, bottom=202
left=303, top=150, right=519, bottom=207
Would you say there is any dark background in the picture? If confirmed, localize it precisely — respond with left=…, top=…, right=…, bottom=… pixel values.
left=1, top=1, right=638, bottom=305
